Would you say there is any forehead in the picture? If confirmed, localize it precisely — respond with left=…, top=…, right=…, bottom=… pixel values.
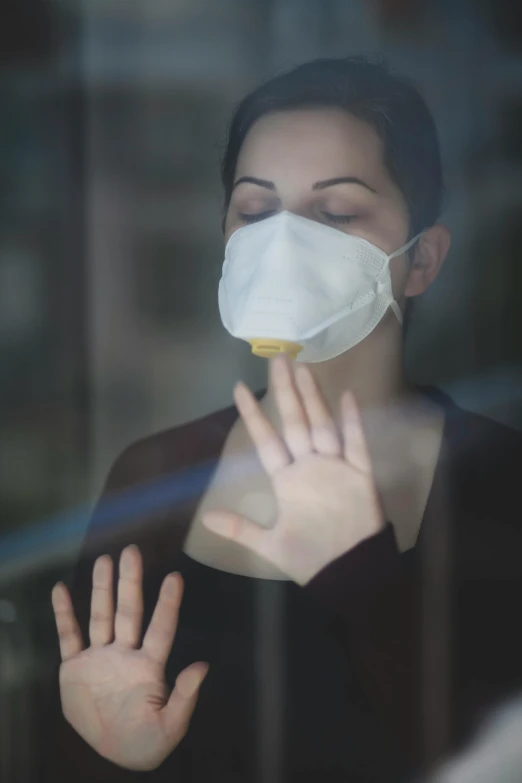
left=235, top=108, right=392, bottom=191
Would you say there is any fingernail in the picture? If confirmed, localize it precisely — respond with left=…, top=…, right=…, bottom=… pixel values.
left=163, top=573, right=179, bottom=599
left=180, top=663, right=209, bottom=697
left=192, top=666, right=209, bottom=693
left=120, top=546, right=137, bottom=573
left=194, top=663, right=209, bottom=689
left=234, top=380, right=248, bottom=394
left=94, top=555, right=108, bottom=576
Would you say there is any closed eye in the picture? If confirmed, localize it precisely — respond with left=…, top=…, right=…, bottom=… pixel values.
left=322, top=212, right=358, bottom=224
left=238, top=210, right=358, bottom=225
left=238, top=210, right=277, bottom=224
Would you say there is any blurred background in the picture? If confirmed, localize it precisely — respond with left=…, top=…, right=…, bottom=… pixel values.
left=0, top=0, right=521, bottom=779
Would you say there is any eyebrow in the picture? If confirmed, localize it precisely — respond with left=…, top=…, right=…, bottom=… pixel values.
left=312, top=176, right=377, bottom=194
left=233, top=176, right=276, bottom=191
left=232, top=175, right=377, bottom=194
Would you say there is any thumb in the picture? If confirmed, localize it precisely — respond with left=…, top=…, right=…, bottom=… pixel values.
left=162, top=662, right=208, bottom=742
left=202, top=510, right=268, bottom=556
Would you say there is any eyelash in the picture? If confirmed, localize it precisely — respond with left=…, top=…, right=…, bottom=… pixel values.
left=238, top=211, right=357, bottom=225
left=323, top=212, right=357, bottom=224
left=238, top=210, right=276, bottom=224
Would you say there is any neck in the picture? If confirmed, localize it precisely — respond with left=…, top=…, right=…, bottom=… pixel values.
left=261, top=315, right=417, bottom=425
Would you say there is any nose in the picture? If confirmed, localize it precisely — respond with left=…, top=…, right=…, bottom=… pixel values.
left=278, top=202, right=320, bottom=224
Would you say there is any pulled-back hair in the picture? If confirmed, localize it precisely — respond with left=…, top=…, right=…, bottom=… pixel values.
left=221, top=56, right=444, bottom=238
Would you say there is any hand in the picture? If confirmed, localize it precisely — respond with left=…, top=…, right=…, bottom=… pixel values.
left=202, top=355, right=384, bottom=585
left=51, top=546, right=208, bottom=771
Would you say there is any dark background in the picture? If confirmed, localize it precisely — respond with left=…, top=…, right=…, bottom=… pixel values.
left=0, top=1, right=521, bottom=779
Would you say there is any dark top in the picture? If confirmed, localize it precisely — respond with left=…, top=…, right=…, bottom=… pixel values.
left=40, top=388, right=522, bottom=782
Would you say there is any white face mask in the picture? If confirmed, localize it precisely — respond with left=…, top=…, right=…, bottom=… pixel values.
left=218, top=210, right=421, bottom=362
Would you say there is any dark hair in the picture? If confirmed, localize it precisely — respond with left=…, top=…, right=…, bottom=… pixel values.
left=221, top=56, right=444, bottom=238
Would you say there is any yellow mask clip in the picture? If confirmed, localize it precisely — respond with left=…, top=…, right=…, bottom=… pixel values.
left=248, top=338, right=303, bottom=360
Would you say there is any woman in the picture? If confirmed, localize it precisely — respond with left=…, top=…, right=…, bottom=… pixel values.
left=42, top=57, right=522, bottom=782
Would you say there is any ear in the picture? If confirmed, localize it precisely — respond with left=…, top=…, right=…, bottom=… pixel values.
left=403, top=224, right=451, bottom=297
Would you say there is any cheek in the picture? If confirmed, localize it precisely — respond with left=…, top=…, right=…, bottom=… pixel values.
left=373, top=195, right=411, bottom=255
left=223, top=201, right=249, bottom=243
left=224, top=226, right=242, bottom=248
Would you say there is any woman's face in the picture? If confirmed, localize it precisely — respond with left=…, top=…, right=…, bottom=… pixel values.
left=224, top=108, right=420, bottom=306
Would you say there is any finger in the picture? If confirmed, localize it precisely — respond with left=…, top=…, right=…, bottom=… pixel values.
left=161, top=662, right=209, bottom=743
left=202, top=510, right=269, bottom=559
left=234, top=382, right=291, bottom=476
left=114, top=545, right=143, bottom=648
left=270, top=355, right=313, bottom=459
left=142, top=572, right=183, bottom=667
left=51, top=582, right=84, bottom=662
left=341, top=390, right=372, bottom=472
left=294, top=365, right=342, bottom=457
left=89, top=555, right=114, bottom=646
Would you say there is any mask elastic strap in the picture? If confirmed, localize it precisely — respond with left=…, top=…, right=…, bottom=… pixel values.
left=389, top=299, right=403, bottom=324
left=387, top=232, right=422, bottom=261
left=383, top=233, right=422, bottom=326
left=375, top=279, right=403, bottom=324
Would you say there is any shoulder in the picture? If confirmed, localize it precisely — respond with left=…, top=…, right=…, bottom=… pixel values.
left=435, top=389, right=522, bottom=534
left=70, top=402, right=239, bottom=603
left=103, top=402, right=239, bottom=495
left=424, top=386, right=522, bottom=469
left=446, top=401, right=522, bottom=474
